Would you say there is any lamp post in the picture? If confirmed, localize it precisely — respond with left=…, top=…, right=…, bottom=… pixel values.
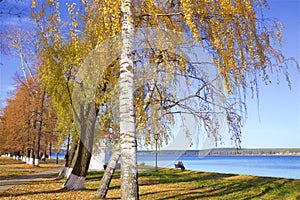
left=154, top=133, right=160, bottom=171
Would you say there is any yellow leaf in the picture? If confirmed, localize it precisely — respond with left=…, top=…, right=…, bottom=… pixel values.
left=31, top=0, right=36, bottom=8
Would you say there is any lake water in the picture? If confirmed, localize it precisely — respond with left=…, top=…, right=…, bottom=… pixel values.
left=51, top=152, right=300, bottom=179
left=137, top=155, right=300, bottom=179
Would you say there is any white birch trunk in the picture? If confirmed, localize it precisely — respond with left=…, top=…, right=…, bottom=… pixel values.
left=119, top=0, right=139, bottom=199
left=95, top=141, right=120, bottom=199
left=28, top=157, right=34, bottom=165
left=65, top=167, right=73, bottom=179
left=57, top=166, right=73, bottom=179
left=57, top=167, right=66, bottom=179
left=62, top=173, right=85, bottom=190
left=57, top=166, right=67, bottom=179
left=34, top=158, right=39, bottom=166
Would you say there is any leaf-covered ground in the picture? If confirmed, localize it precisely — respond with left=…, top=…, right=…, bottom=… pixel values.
left=1, top=160, right=300, bottom=200
left=0, top=157, right=62, bottom=179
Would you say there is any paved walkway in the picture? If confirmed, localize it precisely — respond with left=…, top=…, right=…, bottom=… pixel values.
left=0, top=167, right=62, bottom=194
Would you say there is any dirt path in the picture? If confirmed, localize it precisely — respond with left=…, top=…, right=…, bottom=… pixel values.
left=0, top=167, right=62, bottom=194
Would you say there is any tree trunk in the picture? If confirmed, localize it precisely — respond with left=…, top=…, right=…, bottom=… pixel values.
left=26, top=148, right=30, bottom=164
left=56, top=151, right=59, bottom=164
left=57, top=138, right=78, bottom=179
left=29, top=148, right=34, bottom=165
left=30, top=140, right=35, bottom=165
left=68, top=140, right=79, bottom=178
left=35, top=126, right=41, bottom=166
left=63, top=103, right=97, bottom=190
left=95, top=141, right=120, bottom=199
left=35, top=91, right=46, bottom=167
left=119, top=0, right=139, bottom=199
left=43, top=145, right=47, bottom=162
left=21, top=149, right=25, bottom=162
left=63, top=140, right=92, bottom=189
left=65, top=132, right=71, bottom=164
left=49, top=142, right=52, bottom=159
left=35, top=121, right=42, bottom=166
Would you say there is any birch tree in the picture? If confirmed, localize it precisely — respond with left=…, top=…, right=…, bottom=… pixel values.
left=119, top=0, right=138, bottom=199
left=31, top=0, right=298, bottom=199
left=116, top=1, right=298, bottom=198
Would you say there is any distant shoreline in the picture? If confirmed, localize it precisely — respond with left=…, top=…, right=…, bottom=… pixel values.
left=206, top=154, right=300, bottom=157
left=138, top=148, right=300, bottom=157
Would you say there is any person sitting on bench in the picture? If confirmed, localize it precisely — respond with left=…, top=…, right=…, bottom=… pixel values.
left=175, top=160, right=185, bottom=171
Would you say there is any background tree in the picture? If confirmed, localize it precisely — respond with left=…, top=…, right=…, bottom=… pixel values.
left=0, top=76, right=57, bottom=162
left=31, top=0, right=123, bottom=189
left=0, top=0, right=29, bottom=52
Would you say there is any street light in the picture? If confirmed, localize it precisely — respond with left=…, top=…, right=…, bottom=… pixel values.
left=154, top=133, right=160, bottom=171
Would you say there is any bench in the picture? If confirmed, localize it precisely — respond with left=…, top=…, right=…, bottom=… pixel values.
left=174, top=164, right=185, bottom=170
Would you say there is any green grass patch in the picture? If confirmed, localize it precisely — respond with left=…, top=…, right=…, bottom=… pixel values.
left=1, top=165, right=300, bottom=199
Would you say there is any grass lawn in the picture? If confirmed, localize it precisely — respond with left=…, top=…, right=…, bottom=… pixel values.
left=1, top=160, right=300, bottom=200
left=0, top=157, right=62, bottom=179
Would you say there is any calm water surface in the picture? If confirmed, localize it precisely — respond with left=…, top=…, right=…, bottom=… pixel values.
left=138, top=155, right=300, bottom=179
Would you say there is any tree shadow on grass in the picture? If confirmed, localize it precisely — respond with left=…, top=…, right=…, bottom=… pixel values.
left=85, top=171, right=122, bottom=182
left=139, top=169, right=236, bottom=186
left=85, top=171, right=104, bottom=180
left=68, top=170, right=300, bottom=199
left=140, top=176, right=292, bottom=200
left=2, top=169, right=297, bottom=199
left=133, top=169, right=298, bottom=200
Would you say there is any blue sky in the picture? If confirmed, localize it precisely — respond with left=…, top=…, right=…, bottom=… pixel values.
left=0, top=0, right=299, bottom=149
left=240, top=0, right=300, bottom=148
